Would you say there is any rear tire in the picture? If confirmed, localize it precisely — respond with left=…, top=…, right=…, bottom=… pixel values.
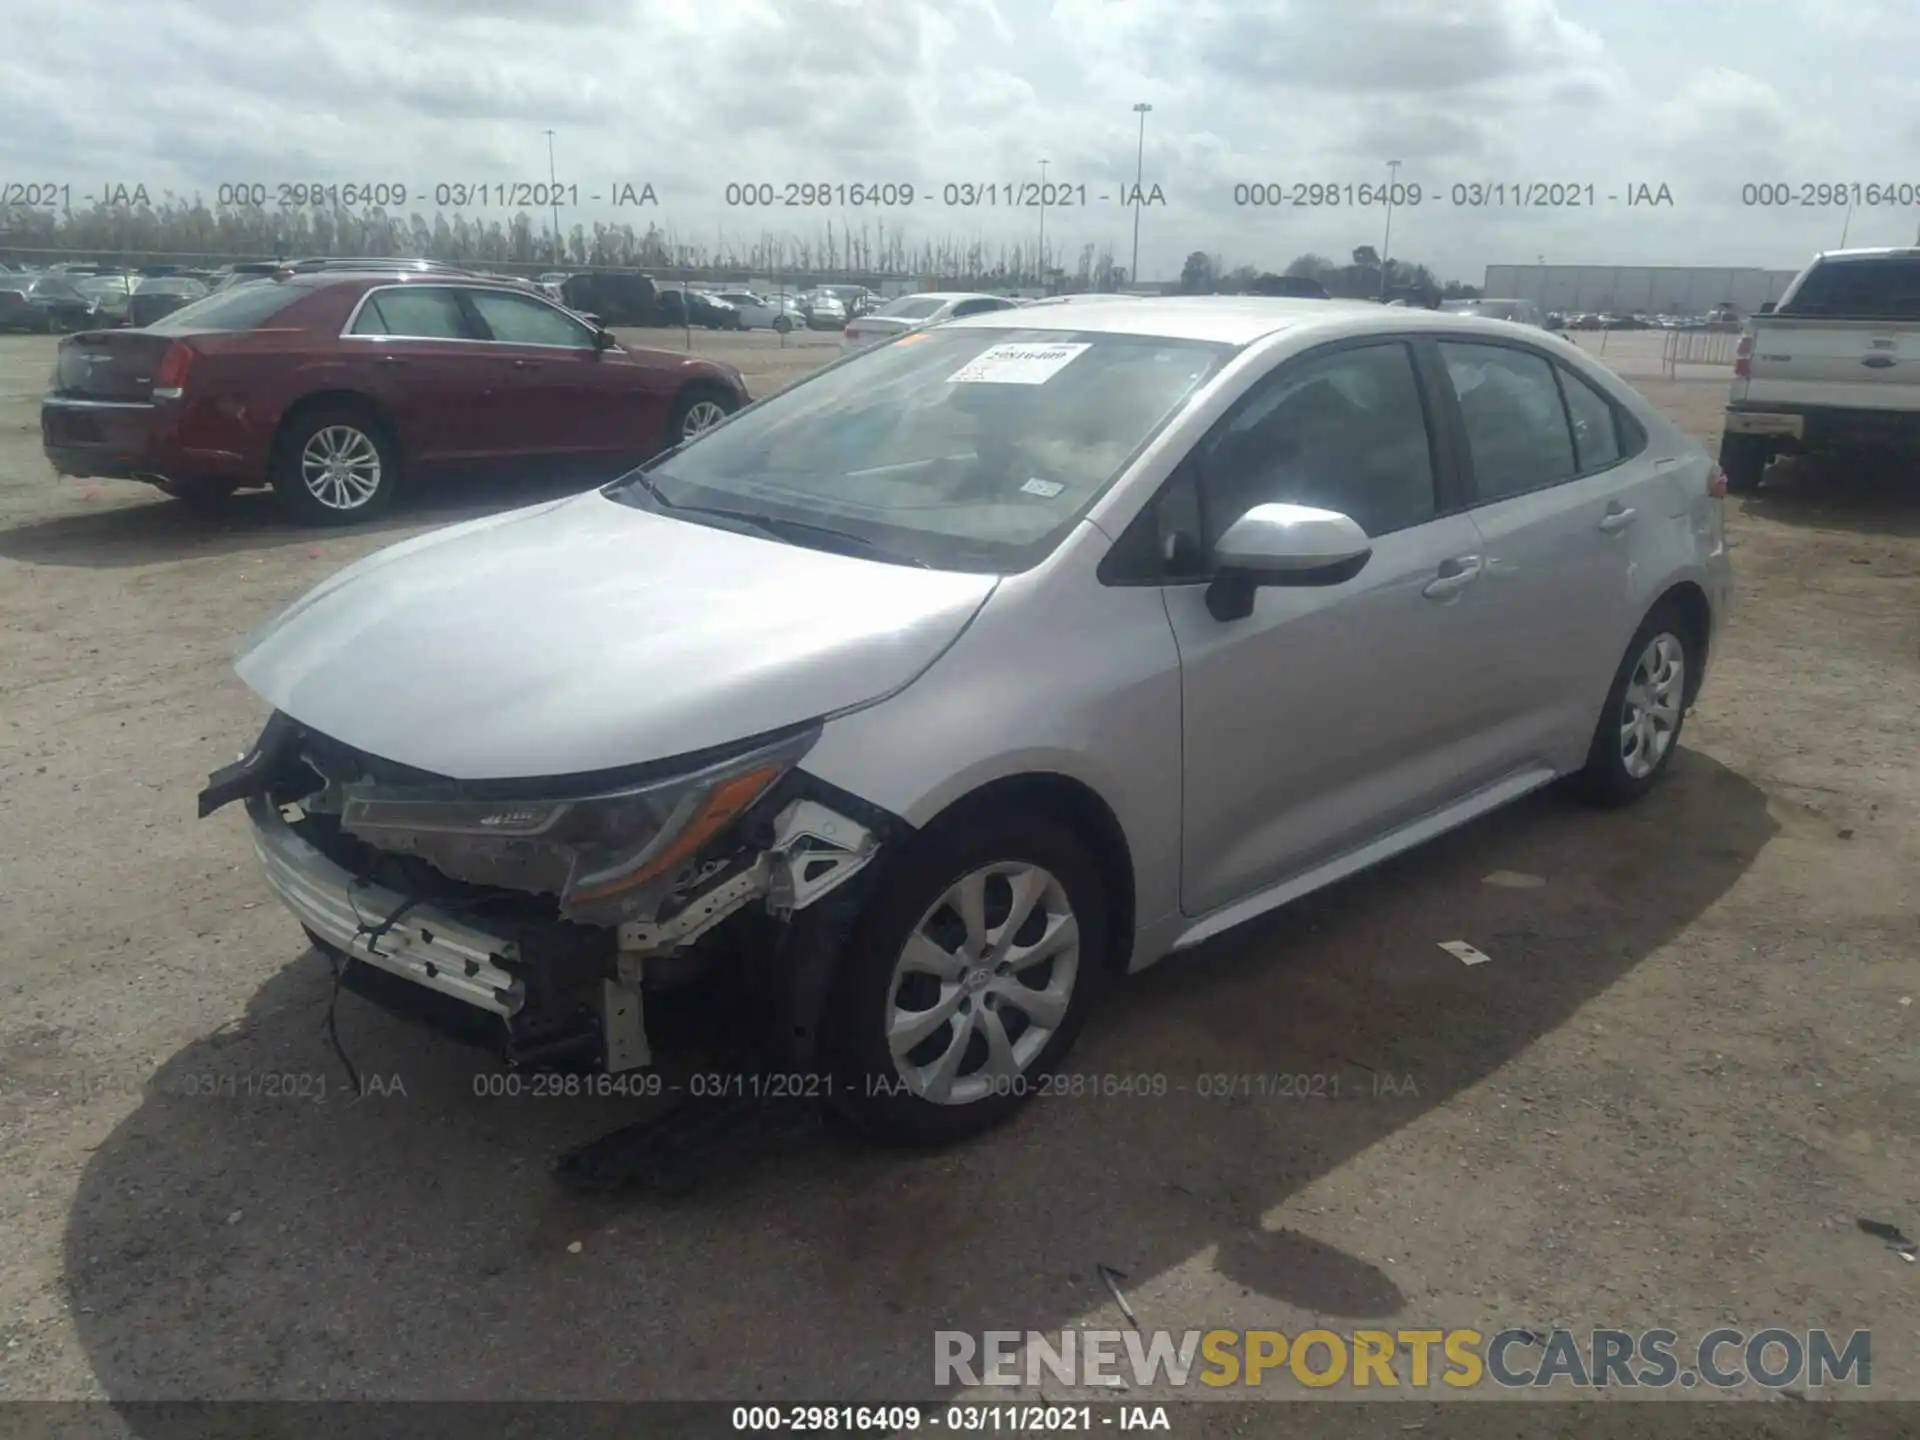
left=773, top=315, right=793, bottom=335
left=1568, top=600, right=1696, bottom=809
left=270, top=403, right=400, bottom=526
left=824, top=811, right=1111, bottom=1147
left=1718, top=432, right=1771, bottom=495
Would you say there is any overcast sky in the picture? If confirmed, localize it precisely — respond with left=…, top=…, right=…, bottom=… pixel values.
left=4, top=0, right=1917, bottom=282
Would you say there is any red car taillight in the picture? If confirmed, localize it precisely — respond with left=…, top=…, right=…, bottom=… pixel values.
left=844, top=326, right=857, bottom=339
left=1733, top=333, right=1753, bottom=379
left=1707, top=464, right=1728, bottom=499
left=153, top=341, right=196, bottom=398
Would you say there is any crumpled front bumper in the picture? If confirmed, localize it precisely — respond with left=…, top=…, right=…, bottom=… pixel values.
left=247, top=794, right=525, bottom=1018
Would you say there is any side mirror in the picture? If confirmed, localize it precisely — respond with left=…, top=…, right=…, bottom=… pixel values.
left=591, top=326, right=616, bottom=350
left=1204, top=503, right=1372, bottom=622
left=1757, top=301, right=1776, bottom=315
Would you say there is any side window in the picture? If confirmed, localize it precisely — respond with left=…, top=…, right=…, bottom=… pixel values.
left=950, top=298, right=1007, bottom=318
left=1556, top=366, right=1624, bottom=472
left=351, top=287, right=472, bottom=339
left=1198, top=341, right=1438, bottom=541
left=1438, top=341, right=1577, bottom=502
left=465, top=290, right=596, bottom=347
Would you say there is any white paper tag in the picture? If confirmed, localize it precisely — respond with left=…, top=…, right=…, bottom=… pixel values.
left=1020, top=478, right=1065, bottom=498
left=1439, top=940, right=1492, bottom=967
left=948, top=342, right=1091, bottom=385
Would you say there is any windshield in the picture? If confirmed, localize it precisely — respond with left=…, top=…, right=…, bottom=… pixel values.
left=879, top=296, right=946, bottom=320
left=607, top=326, right=1231, bottom=574
left=146, top=282, right=306, bottom=332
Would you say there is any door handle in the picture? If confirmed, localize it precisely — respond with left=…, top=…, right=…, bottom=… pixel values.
left=375, top=356, right=407, bottom=366
left=1421, top=556, right=1483, bottom=600
left=1598, top=505, right=1638, bottom=533
left=1861, top=356, right=1896, bottom=369
left=512, top=359, right=541, bottom=370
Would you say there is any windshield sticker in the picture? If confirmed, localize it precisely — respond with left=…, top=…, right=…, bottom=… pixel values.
left=1020, top=478, right=1066, bottom=498
left=948, top=341, right=1091, bottom=385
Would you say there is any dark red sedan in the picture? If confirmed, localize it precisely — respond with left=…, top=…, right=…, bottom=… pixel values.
left=40, top=269, right=751, bottom=525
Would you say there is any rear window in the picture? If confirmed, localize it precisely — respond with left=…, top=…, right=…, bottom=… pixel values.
left=147, top=283, right=306, bottom=333
left=879, top=297, right=945, bottom=320
left=1777, top=257, right=1920, bottom=321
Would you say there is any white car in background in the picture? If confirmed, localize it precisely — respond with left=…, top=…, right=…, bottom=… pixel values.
left=715, top=290, right=800, bottom=334
left=842, top=291, right=1022, bottom=351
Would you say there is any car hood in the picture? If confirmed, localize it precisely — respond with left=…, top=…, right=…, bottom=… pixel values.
left=235, top=491, right=999, bottom=780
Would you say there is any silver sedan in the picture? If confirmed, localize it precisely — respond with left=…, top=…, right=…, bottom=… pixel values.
left=201, top=297, right=1733, bottom=1147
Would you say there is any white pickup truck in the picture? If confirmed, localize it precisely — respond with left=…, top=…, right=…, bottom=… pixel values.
left=1718, top=247, right=1920, bottom=493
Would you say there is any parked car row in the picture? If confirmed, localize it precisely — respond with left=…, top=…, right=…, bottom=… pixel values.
left=40, top=267, right=749, bottom=524
left=2, top=268, right=213, bottom=332
left=192, top=293, right=1733, bottom=1147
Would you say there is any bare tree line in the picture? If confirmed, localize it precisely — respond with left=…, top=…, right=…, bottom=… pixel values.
left=0, top=195, right=1140, bottom=288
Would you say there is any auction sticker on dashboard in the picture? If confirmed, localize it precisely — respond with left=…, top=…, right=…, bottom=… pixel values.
left=948, top=342, right=1090, bottom=385
left=1020, top=478, right=1066, bottom=498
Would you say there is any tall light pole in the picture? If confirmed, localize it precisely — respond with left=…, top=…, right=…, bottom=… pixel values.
left=1839, top=199, right=1854, bottom=248
left=544, top=129, right=562, bottom=265
left=1037, top=157, right=1049, bottom=291
left=1380, top=158, right=1402, bottom=299
left=1130, top=102, right=1152, bottom=290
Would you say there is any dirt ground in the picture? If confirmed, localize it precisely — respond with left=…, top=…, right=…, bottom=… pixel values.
left=0, top=324, right=1916, bottom=1425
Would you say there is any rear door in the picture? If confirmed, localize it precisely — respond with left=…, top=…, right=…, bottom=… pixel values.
left=341, top=284, right=502, bottom=464
left=1740, top=255, right=1920, bottom=413
left=1425, top=337, right=1662, bottom=766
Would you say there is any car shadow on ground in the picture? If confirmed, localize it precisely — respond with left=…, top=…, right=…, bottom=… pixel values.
left=1738, top=456, right=1920, bottom=539
left=64, top=751, right=1775, bottom=1415
left=0, top=467, right=622, bottom=571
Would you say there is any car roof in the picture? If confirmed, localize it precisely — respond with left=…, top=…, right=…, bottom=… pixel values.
left=274, top=270, right=551, bottom=294
left=941, top=294, right=1585, bottom=346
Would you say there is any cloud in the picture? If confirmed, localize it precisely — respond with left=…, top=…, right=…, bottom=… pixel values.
left=0, top=0, right=1913, bottom=280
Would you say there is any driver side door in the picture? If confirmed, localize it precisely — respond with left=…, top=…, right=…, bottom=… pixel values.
left=1159, top=338, right=1519, bottom=918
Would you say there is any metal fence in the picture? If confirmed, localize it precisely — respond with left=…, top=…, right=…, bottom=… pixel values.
left=1662, top=326, right=1744, bottom=376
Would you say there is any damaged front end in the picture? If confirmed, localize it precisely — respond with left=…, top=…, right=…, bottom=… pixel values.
left=199, top=712, right=891, bottom=1073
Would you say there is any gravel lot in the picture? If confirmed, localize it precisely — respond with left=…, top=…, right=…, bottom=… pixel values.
left=0, top=324, right=1916, bottom=1420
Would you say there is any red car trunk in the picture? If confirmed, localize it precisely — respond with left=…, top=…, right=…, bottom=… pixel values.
left=53, top=330, right=178, bottom=402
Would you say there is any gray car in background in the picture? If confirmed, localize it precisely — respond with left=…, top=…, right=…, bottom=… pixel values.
left=199, top=297, right=1732, bottom=1148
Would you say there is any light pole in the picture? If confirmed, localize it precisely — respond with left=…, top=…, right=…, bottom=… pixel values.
left=1037, top=157, right=1049, bottom=291
left=1380, top=158, right=1402, bottom=299
left=1839, top=199, right=1854, bottom=248
left=544, top=129, right=562, bottom=265
left=1130, top=102, right=1152, bottom=290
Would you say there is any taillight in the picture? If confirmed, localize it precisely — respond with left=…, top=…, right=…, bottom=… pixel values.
left=1733, top=333, right=1753, bottom=379
left=844, top=326, right=857, bottom=339
left=1707, top=464, right=1728, bottom=499
left=153, top=341, right=195, bottom=398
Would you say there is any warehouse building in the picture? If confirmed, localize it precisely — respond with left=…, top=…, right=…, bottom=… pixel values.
left=1482, top=264, right=1801, bottom=314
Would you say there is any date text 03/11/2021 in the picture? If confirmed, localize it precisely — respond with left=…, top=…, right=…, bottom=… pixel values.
left=0, top=181, right=662, bottom=211
left=721, top=181, right=1169, bottom=209
left=461, top=1071, right=1422, bottom=1102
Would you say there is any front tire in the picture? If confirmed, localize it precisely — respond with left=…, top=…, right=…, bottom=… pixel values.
left=1718, top=431, right=1771, bottom=495
left=773, top=315, right=793, bottom=335
left=1568, top=601, right=1695, bottom=808
left=668, top=386, right=738, bottom=445
left=270, top=404, right=399, bottom=526
left=825, top=812, right=1110, bottom=1147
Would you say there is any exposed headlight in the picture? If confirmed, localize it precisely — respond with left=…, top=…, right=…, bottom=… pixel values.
left=336, top=726, right=819, bottom=923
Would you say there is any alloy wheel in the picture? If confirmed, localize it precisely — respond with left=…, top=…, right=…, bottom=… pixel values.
left=886, top=862, right=1081, bottom=1105
left=1620, top=631, right=1685, bottom=779
left=681, top=400, right=728, bottom=439
left=299, top=425, right=383, bottom=511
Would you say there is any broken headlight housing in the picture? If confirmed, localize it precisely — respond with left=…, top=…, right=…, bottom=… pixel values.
left=335, top=726, right=820, bottom=925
